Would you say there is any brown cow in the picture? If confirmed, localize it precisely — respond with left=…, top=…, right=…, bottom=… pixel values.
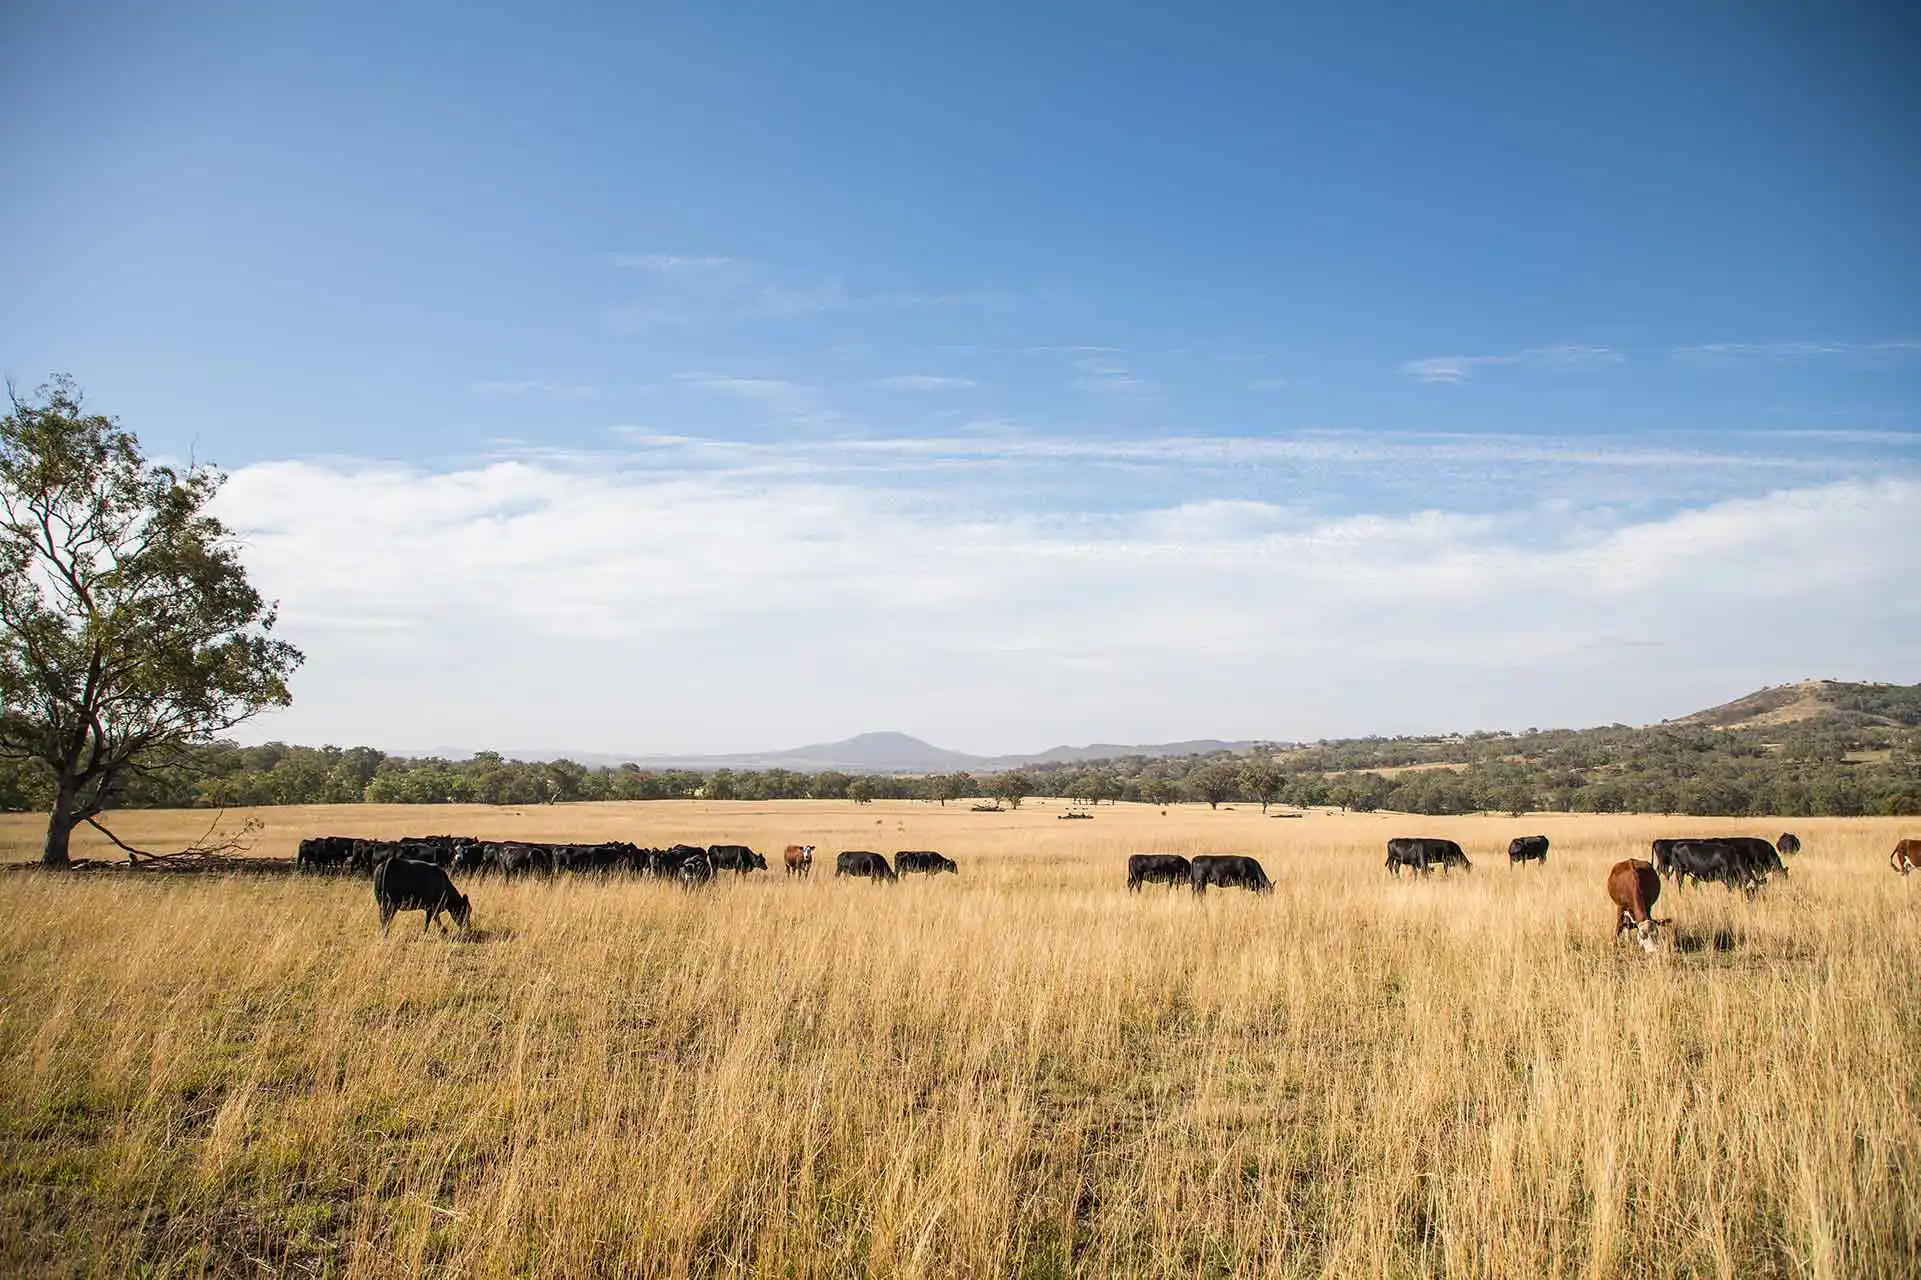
left=1892, top=840, right=1921, bottom=876
left=1607, top=858, right=1668, bottom=954
left=783, top=843, right=816, bottom=877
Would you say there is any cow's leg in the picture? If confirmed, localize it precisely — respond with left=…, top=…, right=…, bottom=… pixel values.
left=380, top=904, right=395, bottom=935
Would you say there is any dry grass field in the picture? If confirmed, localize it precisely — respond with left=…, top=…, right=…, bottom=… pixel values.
left=2, top=800, right=1917, bottom=1278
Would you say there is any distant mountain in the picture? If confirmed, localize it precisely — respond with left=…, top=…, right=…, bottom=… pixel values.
left=467, top=731, right=1262, bottom=773
left=1668, top=679, right=1921, bottom=731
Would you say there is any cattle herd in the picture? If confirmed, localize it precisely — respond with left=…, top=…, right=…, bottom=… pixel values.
left=309, top=827, right=1913, bottom=948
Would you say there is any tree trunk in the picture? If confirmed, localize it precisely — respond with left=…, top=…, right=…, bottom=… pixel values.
left=42, top=783, right=75, bottom=868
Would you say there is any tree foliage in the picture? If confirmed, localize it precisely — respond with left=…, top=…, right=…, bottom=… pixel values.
left=0, top=378, right=301, bottom=864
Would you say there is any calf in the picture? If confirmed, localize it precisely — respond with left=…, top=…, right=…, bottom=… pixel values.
left=1892, top=839, right=1921, bottom=876
left=709, top=844, right=769, bottom=874
left=1507, top=835, right=1549, bottom=866
left=1607, top=858, right=1666, bottom=953
left=1191, top=854, right=1272, bottom=895
left=895, top=850, right=958, bottom=875
left=835, top=851, right=896, bottom=881
left=373, top=858, right=472, bottom=935
left=783, top=844, right=816, bottom=877
left=1126, top=853, right=1191, bottom=891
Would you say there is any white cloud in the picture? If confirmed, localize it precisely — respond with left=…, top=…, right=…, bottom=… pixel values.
left=1402, top=344, right=1623, bottom=383
left=613, top=254, right=738, bottom=272
left=214, top=450, right=1921, bottom=754
left=876, top=375, right=977, bottom=390
left=472, top=380, right=595, bottom=398
left=1672, top=338, right=1921, bottom=362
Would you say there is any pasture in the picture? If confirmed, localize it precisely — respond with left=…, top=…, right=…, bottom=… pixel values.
left=2, top=802, right=1917, bottom=1277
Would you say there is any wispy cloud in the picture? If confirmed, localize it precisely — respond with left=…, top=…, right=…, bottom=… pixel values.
left=876, top=375, right=977, bottom=391
left=1672, top=338, right=1921, bottom=362
left=473, top=380, right=595, bottom=398
left=1402, top=344, right=1623, bottom=383
left=1068, top=353, right=1152, bottom=395
left=613, top=253, right=738, bottom=272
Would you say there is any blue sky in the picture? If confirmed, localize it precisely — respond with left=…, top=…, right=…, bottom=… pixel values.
left=2, top=3, right=1917, bottom=753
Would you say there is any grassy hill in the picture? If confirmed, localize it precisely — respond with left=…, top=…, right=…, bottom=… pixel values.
left=1671, top=680, right=1921, bottom=731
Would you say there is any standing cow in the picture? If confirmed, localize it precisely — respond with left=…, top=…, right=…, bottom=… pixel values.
left=836, top=851, right=896, bottom=881
left=373, top=858, right=472, bottom=935
left=1507, top=835, right=1549, bottom=867
left=896, top=850, right=958, bottom=875
left=1386, top=837, right=1471, bottom=876
left=1126, top=853, right=1191, bottom=891
left=1607, top=858, right=1667, bottom=953
left=783, top=844, right=815, bottom=877
left=1191, top=855, right=1272, bottom=895
left=709, top=844, right=768, bottom=874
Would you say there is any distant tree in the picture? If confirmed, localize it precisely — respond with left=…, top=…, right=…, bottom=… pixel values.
left=1239, top=760, right=1284, bottom=812
left=704, top=768, right=737, bottom=801
left=927, top=772, right=973, bottom=806
left=1188, top=761, right=1239, bottom=809
left=811, top=770, right=851, bottom=800
left=847, top=776, right=876, bottom=805
left=987, top=771, right=1032, bottom=810
left=1139, top=776, right=1180, bottom=807
left=0, top=378, right=302, bottom=866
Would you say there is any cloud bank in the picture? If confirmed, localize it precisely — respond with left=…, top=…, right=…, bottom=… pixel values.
left=214, top=442, right=1921, bottom=755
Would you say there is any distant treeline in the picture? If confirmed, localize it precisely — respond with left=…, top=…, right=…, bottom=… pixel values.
left=1, top=712, right=1917, bottom=818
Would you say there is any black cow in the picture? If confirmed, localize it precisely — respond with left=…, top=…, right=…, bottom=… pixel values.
left=836, top=851, right=896, bottom=881
left=896, top=850, right=958, bottom=875
left=1776, top=832, right=1802, bottom=856
left=1653, top=838, right=1782, bottom=893
left=373, top=858, right=471, bottom=934
left=709, top=844, right=769, bottom=874
left=1190, top=854, right=1272, bottom=895
left=1386, top=837, right=1471, bottom=876
left=1507, top=835, right=1550, bottom=866
left=484, top=842, right=554, bottom=878
left=295, top=836, right=358, bottom=874
left=1127, top=853, right=1191, bottom=891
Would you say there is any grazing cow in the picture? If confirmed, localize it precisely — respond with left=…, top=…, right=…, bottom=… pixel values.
left=835, top=851, right=896, bottom=881
left=1126, top=853, right=1191, bottom=891
left=1386, top=837, right=1472, bottom=876
left=709, top=844, right=769, bottom=874
left=1776, top=832, right=1802, bottom=857
left=1507, top=835, right=1550, bottom=866
left=295, top=836, right=358, bottom=874
left=1654, top=838, right=1781, bottom=893
left=1607, top=858, right=1666, bottom=953
left=1191, top=854, right=1273, bottom=895
left=896, top=850, right=958, bottom=875
left=783, top=844, right=816, bottom=877
left=1892, top=839, right=1921, bottom=876
left=373, top=858, right=472, bottom=934
left=676, top=853, right=715, bottom=885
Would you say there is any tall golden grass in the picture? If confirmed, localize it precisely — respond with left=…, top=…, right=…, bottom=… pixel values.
left=2, top=801, right=1917, bottom=1277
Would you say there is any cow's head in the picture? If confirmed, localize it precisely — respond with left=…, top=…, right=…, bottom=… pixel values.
left=450, top=892, right=472, bottom=931
left=1634, top=916, right=1669, bottom=954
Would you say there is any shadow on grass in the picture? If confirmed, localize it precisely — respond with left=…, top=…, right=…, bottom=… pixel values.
left=1671, top=928, right=1742, bottom=955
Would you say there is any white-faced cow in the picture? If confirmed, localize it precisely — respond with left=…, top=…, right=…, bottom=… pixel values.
left=1607, top=858, right=1667, bottom=954
left=783, top=844, right=815, bottom=877
left=1892, top=840, right=1921, bottom=876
